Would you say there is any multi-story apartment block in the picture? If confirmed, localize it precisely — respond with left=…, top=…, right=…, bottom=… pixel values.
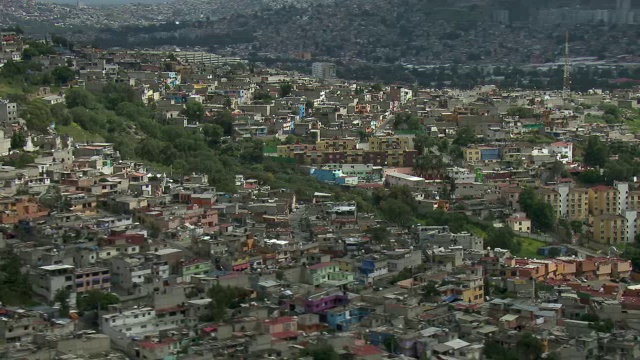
left=593, top=214, right=627, bottom=245
left=75, top=267, right=111, bottom=293
left=0, top=99, right=17, bottom=123
left=589, top=186, right=619, bottom=216
left=31, top=264, right=77, bottom=307
left=316, top=138, right=358, bottom=151
left=628, top=190, right=640, bottom=211
left=311, top=62, right=336, bottom=80
left=566, top=187, right=589, bottom=221
left=540, top=187, right=562, bottom=220
left=367, top=135, right=413, bottom=151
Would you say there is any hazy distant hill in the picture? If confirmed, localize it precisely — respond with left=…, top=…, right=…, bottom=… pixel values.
left=46, top=0, right=169, bottom=4
left=89, top=0, right=639, bottom=67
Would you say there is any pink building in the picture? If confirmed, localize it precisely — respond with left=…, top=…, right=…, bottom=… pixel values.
left=262, top=316, right=298, bottom=341
left=75, top=267, right=111, bottom=293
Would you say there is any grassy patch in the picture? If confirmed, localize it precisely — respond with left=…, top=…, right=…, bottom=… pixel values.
left=516, top=236, right=546, bottom=258
left=0, top=82, right=24, bottom=97
left=626, top=118, right=640, bottom=133
left=469, top=225, right=487, bottom=238
left=584, top=114, right=604, bottom=124
left=56, top=122, right=104, bottom=143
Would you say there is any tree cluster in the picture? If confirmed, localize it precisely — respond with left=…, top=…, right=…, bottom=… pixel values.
left=205, top=284, right=250, bottom=322
left=518, top=187, right=555, bottom=232
left=393, top=112, right=422, bottom=131
left=483, top=332, right=551, bottom=360
left=0, top=250, right=33, bottom=306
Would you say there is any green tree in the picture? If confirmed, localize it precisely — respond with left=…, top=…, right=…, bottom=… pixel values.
left=583, top=136, right=609, bottom=168
left=239, top=139, right=265, bottom=163
left=366, top=226, right=390, bottom=244
left=2, top=153, right=35, bottom=168
left=54, top=288, right=71, bottom=317
left=485, top=227, right=521, bottom=254
left=223, top=96, right=232, bottom=109
left=10, top=131, right=26, bottom=150
left=300, top=344, right=339, bottom=360
left=515, top=332, right=544, bottom=360
left=452, top=126, right=477, bottom=146
left=279, top=82, right=293, bottom=97
left=51, top=66, right=75, bottom=85
left=0, top=249, right=33, bottom=306
left=77, top=290, right=120, bottom=312
left=421, top=280, right=441, bottom=300
left=570, top=220, right=583, bottom=234
left=380, top=198, right=414, bottom=228
left=484, top=340, right=516, bottom=360
left=506, top=106, right=535, bottom=118
left=183, top=101, right=205, bottom=122
left=51, top=102, right=72, bottom=126
left=21, top=99, right=53, bottom=133
left=65, top=88, right=98, bottom=109
left=578, top=169, right=603, bottom=185
left=519, top=187, right=555, bottom=232
left=253, top=90, right=273, bottom=103
left=202, top=124, right=224, bottom=147
left=212, top=110, right=235, bottom=136
left=205, top=284, right=249, bottom=322
left=383, top=335, right=399, bottom=354
left=393, top=112, right=422, bottom=131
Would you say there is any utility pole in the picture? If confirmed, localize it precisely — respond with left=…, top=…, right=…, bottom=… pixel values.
left=563, top=31, right=571, bottom=103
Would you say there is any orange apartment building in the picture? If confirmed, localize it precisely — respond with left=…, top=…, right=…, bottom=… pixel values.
left=0, top=197, right=48, bottom=224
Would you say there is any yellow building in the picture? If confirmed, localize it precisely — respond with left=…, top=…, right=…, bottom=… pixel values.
left=456, top=276, right=485, bottom=304
left=507, top=214, right=531, bottom=233
left=540, top=188, right=562, bottom=220
left=592, top=214, right=627, bottom=244
left=277, top=143, right=313, bottom=158
left=368, top=135, right=413, bottom=151
left=567, top=188, right=589, bottom=221
left=463, top=147, right=481, bottom=163
left=628, top=190, right=640, bottom=211
left=588, top=186, right=619, bottom=215
left=316, top=138, right=358, bottom=151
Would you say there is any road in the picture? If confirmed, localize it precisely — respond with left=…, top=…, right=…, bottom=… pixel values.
left=289, top=204, right=309, bottom=242
left=375, top=113, right=394, bottom=135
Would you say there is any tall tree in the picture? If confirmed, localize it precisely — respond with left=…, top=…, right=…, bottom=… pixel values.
left=10, top=131, right=26, bottom=150
left=51, top=66, right=76, bottom=85
left=279, top=82, right=293, bottom=98
left=54, top=288, right=71, bottom=317
left=183, top=101, right=205, bottom=122
left=583, top=136, right=608, bottom=168
left=452, top=126, right=477, bottom=146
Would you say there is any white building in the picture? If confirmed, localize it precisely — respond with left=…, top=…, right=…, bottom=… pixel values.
left=311, top=62, right=336, bottom=80
left=101, top=307, right=157, bottom=339
left=31, top=264, right=77, bottom=307
left=385, top=172, right=425, bottom=188
left=0, top=100, right=17, bottom=123
left=42, top=95, right=65, bottom=106
left=447, top=167, right=476, bottom=183
left=549, top=141, right=573, bottom=163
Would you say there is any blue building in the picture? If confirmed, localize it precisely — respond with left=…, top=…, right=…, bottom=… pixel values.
left=310, top=168, right=342, bottom=184
left=480, top=147, right=500, bottom=161
left=326, top=306, right=373, bottom=330
left=537, top=246, right=568, bottom=257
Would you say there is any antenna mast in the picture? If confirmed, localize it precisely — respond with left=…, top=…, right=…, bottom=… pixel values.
left=563, top=31, right=570, bottom=101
